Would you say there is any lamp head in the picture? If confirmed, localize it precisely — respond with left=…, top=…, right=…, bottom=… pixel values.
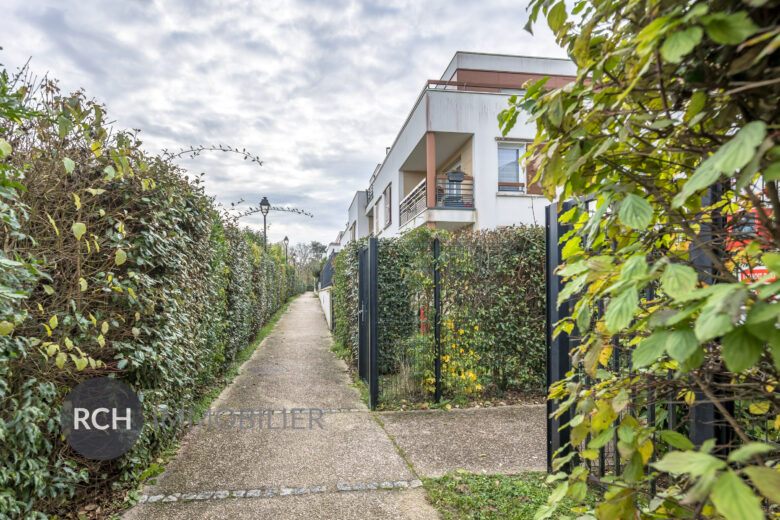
left=259, top=196, right=271, bottom=216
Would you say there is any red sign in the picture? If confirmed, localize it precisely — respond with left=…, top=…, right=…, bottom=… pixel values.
left=740, top=266, right=777, bottom=283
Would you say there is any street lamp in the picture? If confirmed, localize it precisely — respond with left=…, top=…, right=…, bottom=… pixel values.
left=283, top=236, right=289, bottom=262
left=259, top=196, right=271, bottom=251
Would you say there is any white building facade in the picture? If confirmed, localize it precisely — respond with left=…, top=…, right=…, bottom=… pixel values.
left=330, top=51, right=576, bottom=246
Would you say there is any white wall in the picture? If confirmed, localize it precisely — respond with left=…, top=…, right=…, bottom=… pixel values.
left=318, top=287, right=332, bottom=329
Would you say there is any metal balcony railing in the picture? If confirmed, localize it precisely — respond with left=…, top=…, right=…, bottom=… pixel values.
left=399, top=177, right=475, bottom=227
left=435, top=177, right=474, bottom=209
left=366, top=185, right=374, bottom=202
left=400, top=180, right=427, bottom=226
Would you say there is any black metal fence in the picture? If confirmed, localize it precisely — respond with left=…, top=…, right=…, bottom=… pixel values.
left=544, top=197, right=738, bottom=475
left=358, top=238, right=379, bottom=409
left=319, top=252, right=335, bottom=289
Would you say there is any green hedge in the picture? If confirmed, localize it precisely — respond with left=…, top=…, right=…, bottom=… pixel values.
left=0, top=70, right=302, bottom=517
left=331, top=225, right=546, bottom=401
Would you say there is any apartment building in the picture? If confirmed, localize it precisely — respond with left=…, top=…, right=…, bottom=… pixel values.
left=330, top=51, right=577, bottom=246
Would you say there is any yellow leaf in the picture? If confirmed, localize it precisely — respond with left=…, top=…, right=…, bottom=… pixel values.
left=89, top=313, right=97, bottom=326
left=55, top=352, right=67, bottom=369
left=128, top=287, right=136, bottom=299
left=115, top=249, right=127, bottom=265
left=64, top=337, right=73, bottom=350
left=0, top=321, right=14, bottom=335
left=46, top=213, right=59, bottom=236
left=582, top=449, right=599, bottom=460
left=43, top=284, right=54, bottom=295
left=79, top=278, right=87, bottom=291
left=46, top=344, right=58, bottom=357
left=72, top=193, right=81, bottom=210
left=638, top=440, right=654, bottom=464
left=71, top=222, right=86, bottom=240
left=42, top=324, right=52, bottom=337
left=101, top=321, right=109, bottom=334
left=749, top=402, right=770, bottom=415
left=75, top=357, right=88, bottom=371
left=599, top=345, right=613, bottom=367
left=684, top=391, right=695, bottom=406
left=97, top=334, right=105, bottom=348
left=49, top=315, right=58, bottom=329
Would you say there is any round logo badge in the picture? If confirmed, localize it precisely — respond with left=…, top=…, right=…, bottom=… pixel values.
left=60, top=377, right=144, bottom=460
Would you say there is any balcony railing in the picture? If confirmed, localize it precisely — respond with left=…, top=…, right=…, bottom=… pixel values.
left=399, top=177, right=475, bottom=227
left=435, top=177, right=474, bottom=209
left=400, top=180, right=427, bottom=226
left=366, top=185, right=374, bottom=202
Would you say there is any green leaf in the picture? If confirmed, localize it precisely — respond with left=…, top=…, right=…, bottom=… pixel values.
left=71, top=222, right=87, bottom=240
left=588, top=426, right=617, bottom=449
left=743, top=466, right=780, bottom=504
left=63, top=157, right=76, bottom=173
left=652, top=450, right=725, bottom=476
left=701, top=11, right=759, bottom=45
left=727, top=442, right=774, bottom=463
left=632, top=331, right=669, bottom=369
left=618, top=194, right=653, bottom=230
left=659, top=430, right=694, bottom=450
left=0, top=138, right=11, bottom=157
left=661, top=263, right=698, bottom=300
left=605, top=286, right=638, bottom=333
left=694, top=311, right=733, bottom=342
left=43, top=284, right=54, bottom=295
left=547, top=2, right=567, bottom=32
left=710, top=470, right=764, bottom=520
left=685, top=91, right=707, bottom=122
left=117, top=359, right=128, bottom=370
left=722, top=327, right=763, bottom=372
left=666, top=328, right=698, bottom=362
left=661, top=26, right=703, bottom=63
left=673, top=122, right=767, bottom=207
left=115, top=249, right=127, bottom=266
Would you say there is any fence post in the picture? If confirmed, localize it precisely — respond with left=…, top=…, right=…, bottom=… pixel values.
left=369, top=237, right=379, bottom=410
left=433, top=237, right=442, bottom=404
left=689, top=182, right=733, bottom=451
left=546, top=201, right=574, bottom=473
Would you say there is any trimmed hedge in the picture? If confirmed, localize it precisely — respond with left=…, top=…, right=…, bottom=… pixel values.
left=0, top=71, right=302, bottom=517
left=331, top=225, right=546, bottom=401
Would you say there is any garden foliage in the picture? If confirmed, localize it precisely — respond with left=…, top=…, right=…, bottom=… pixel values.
left=331, top=226, right=546, bottom=402
left=500, top=0, right=780, bottom=518
left=0, top=70, right=302, bottom=518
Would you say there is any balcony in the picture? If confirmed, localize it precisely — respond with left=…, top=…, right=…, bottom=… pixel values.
left=399, top=177, right=475, bottom=229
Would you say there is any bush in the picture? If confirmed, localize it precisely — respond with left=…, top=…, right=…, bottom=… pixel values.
left=0, top=70, right=302, bottom=517
left=330, top=225, right=546, bottom=402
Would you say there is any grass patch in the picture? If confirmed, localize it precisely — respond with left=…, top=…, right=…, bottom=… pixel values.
left=424, top=472, right=595, bottom=520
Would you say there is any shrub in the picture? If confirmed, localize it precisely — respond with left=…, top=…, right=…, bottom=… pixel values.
left=0, top=70, right=301, bottom=517
left=330, top=225, right=546, bottom=402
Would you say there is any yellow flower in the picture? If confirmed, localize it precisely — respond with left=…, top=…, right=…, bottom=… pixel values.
left=475, top=384, right=483, bottom=391
left=458, top=329, right=465, bottom=335
left=460, top=348, right=464, bottom=353
left=470, top=372, right=477, bottom=382
left=443, top=355, right=450, bottom=363
left=451, top=343, right=456, bottom=349
left=426, top=377, right=435, bottom=384
left=474, top=325, right=479, bottom=331
left=469, top=349, right=474, bottom=355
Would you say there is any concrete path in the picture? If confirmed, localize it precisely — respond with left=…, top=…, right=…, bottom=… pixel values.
left=124, top=293, right=438, bottom=520
left=124, top=292, right=547, bottom=519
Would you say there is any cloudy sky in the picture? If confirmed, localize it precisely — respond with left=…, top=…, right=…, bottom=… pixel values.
left=2, top=0, right=564, bottom=247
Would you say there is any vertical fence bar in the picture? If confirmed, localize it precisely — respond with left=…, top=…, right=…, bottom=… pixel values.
left=433, top=237, right=442, bottom=404
left=546, top=201, right=574, bottom=473
left=368, top=237, right=379, bottom=410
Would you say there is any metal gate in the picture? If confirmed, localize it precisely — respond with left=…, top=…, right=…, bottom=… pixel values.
left=358, top=238, right=378, bottom=409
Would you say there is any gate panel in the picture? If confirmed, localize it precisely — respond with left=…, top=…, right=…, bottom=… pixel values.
left=358, top=238, right=378, bottom=409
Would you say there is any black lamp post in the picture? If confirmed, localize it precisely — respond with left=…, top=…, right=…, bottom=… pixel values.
left=283, top=236, right=289, bottom=262
left=259, top=196, right=271, bottom=251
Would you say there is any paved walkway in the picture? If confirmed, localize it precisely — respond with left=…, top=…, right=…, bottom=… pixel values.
left=124, top=292, right=545, bottom=519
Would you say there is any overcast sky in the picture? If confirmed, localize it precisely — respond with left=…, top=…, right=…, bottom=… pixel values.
left=2, top=0, right=565, bottom=247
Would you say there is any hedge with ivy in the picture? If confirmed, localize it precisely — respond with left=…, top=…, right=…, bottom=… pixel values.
left=331, top=226, right=546, bottom=401
left=0, top=69, right=302, bottom=518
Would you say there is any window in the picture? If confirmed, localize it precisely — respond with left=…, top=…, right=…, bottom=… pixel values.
left=498, top=143, right=526, bottom=192
left=383, top=184, right=392, bottom=227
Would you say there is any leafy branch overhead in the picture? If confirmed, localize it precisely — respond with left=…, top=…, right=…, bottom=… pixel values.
left=501, top=0, right=779, bottom=519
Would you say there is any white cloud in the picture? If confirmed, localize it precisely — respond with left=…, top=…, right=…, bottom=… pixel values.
left=1, top=0, right=565, bottom=246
